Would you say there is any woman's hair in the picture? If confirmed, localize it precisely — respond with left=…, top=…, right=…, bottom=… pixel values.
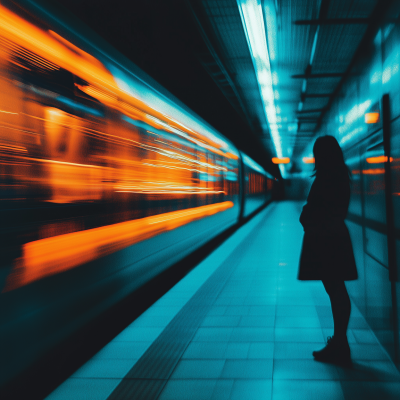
left=311, top=135, right=351, bottom=181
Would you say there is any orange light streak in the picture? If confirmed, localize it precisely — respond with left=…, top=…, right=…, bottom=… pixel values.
left=366, top=156, right=393, bottom=163
left=4, top=201, right=234, bottom=291
left=302, top=157, right=315, bottom=164
left=0, top=4, right=234, bottom=158
left=272, top=157, right=290, bottom=164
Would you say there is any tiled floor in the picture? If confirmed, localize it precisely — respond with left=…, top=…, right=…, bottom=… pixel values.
left=46, top=202, right=400, bottom=400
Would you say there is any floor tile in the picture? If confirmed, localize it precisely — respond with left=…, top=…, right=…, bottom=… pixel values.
left=182, top=342, right=227, bottom=359
left=350, top=344, right=392, bottom=361
left=239, top=315, right=276, bottom=327
left=221, top=360, right=273, bottom=379
left=229, top=379, right=272, bottom=400
left=201, top=316, right=241, bottom=327
left=273, top=359, right=339, bottom=380
left=230, top=327, right=274, bottom=342
left=207, top=306, right=227, bottom=316
left=274, top=328, right=324, bottom=343
left=335, top=361, right=400, bottom=382
left=192, top=328, right=233, bottom=342
left=248, top=342, right=274, bottom=359
left=210, top=379, right=234, bottom=400
left=275, top=316, right=321, bottom=328
left=348, top=317, right=370, bottom=329
left=225, top=342, right=250, bottom=359
left=352, top=329, right=380, bottom=344
left=274, top=342, right=320, bottom=359
left=170, top=360, right=225, bottom=379
left=272, top=380, right=345, bottom=400
left=224, top=306, right=251, bottom=316
left=340, top=381, right=400, bottom=400
left=158, top=379, right=217, bottom=400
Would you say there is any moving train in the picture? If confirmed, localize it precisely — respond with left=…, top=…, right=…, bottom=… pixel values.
left=0, top=0, right=276, bottom=386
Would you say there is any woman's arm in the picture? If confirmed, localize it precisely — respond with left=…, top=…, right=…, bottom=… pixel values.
left=299, top=176, right=328, bottom=229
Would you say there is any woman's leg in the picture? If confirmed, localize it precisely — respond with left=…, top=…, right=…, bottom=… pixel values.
left=313, top=280, right=352, bottom=364
left=322, top=280, right=351, bottom=341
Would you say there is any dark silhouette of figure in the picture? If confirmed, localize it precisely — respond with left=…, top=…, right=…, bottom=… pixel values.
left=298, top=135, right=357, bottom=365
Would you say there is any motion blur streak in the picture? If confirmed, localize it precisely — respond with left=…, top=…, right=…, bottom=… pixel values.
left=0, top=1, right=277, bottom=388
left=0, top=4, right=232, bottom=156
left=4, top=201, right=234, bottom=291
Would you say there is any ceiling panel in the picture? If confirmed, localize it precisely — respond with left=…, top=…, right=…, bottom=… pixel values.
left=189, top=0, right=381, bottom=174
left=327, top=0, right=378, bottom=18
left=299, top=122, right=318, bottom=131
left=312, top=24, right=368, bottom=74
left=297, top=112, right=322, bottom=119
left=277, top=0, right=320, bottom=73
left=202, top=0, right=268, bottom=140
left=303, top=96, right=331, bottom=110
left=306, top=77, right=342, bottom=94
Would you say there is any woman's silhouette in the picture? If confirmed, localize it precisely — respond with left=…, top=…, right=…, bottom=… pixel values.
left=298, top=135, right=357, bottom=365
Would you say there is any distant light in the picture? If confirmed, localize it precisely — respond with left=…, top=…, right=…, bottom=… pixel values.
left=272, top=157, right=290, bottom=164
left=302, top=157, right=315, bottom=164
left=366, top=156, right=393, bottom=163
left=365, top=112, right=380, bottom=124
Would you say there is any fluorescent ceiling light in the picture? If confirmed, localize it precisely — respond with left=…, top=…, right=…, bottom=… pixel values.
left=264, top=2, right=277, bottom=61
left=237, top=0, right=283, bottom=166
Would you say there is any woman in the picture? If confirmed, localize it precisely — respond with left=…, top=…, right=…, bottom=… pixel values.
left=298, top=135, right=357, bottom=365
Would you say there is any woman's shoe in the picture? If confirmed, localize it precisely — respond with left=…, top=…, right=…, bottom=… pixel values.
left=313, top=336, right=352, bottom=366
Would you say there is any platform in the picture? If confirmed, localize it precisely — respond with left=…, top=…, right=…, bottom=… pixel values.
left=46, top=201, right=400, bottom=400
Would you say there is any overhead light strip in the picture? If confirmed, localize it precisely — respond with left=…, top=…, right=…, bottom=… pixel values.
left=237, top=0, right=283, bottom=162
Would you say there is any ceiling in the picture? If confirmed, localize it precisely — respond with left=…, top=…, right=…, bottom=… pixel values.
left=52, top=0, right=281, bottom=176
left=52, top=0, right=384, bottom=178
left=187, top=0, right=381, bottom=175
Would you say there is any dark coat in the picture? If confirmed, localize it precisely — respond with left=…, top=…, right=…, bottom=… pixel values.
left=298, top=168, right=358, bottom=281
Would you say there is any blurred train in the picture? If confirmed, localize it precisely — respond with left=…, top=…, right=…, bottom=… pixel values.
left=0, top=0, right=276, bottom=386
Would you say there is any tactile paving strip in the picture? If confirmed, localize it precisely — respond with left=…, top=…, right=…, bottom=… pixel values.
left=106, top=218, right=263, bottom=400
